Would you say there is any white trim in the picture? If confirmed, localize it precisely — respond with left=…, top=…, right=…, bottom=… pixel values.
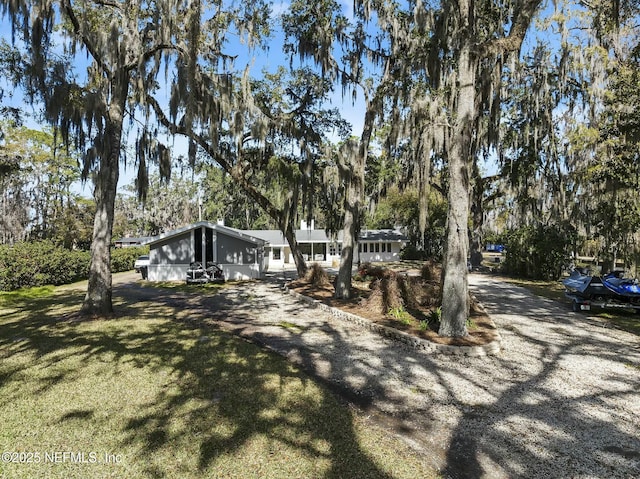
left=147, top=221, right=266, bottom=247
left=222, top=264, right=263, bottom=281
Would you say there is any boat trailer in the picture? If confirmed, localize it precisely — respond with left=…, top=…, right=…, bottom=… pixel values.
left=563, top=269, right=640, bottom=313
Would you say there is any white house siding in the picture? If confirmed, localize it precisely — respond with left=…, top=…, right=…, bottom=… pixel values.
left=264, top=246, right=293, bottom=270
left=148, top=264, right=191, bottom=282
left=222, top=264, right=263, bottom=281
left=149, top=262, right=263, bottom=282
left=217, top=234, right=258, bottom=264
left=358, top=242, right=402, bottom=263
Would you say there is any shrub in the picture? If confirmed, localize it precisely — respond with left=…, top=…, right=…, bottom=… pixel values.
left=111, top=246, right=149, bottom=273
left=0, top=241, right=90, bottom=291
left=429, top=306, right=442, bottom=323
left=0, top=242, right=148, bottom=291
left=388, top=306, right=412, bottom=324
left=400, top=245, right=427, bottom=260
left=502, top=222, right=576, bottom=280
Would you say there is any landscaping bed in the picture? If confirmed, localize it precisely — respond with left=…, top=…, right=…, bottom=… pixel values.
left=288, top=262, right=500, bottom=347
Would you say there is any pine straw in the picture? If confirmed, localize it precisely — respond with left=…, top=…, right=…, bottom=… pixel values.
left=289, top=265, right=499, bottom=347
left=304, top=262, right=331, bottom=286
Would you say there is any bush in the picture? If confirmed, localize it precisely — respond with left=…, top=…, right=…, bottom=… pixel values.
left=111, top=246, right=149, bottom=273
left=0, top=241, right=90, bottom=291
left=400, top=245, right=427, bottom=260
left=502, top=223, right=576, bottom=280
left=0, top=242, right=149, bottom=291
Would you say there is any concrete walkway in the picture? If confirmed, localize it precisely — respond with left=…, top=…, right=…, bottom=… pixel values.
left=115, top=272, right=640, bottom=478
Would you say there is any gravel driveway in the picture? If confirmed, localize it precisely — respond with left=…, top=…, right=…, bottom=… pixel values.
left=116, top=272, right=640, bottom=478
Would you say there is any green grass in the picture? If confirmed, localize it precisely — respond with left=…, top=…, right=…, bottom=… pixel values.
left=0, top=282, right=436, bottom=479
left=0, top=285, right=57, bottom=303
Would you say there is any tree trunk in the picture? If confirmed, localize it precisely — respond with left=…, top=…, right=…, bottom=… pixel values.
left=81, top=91, right=125, bottom=316
left=335, top=192, right=358, bottom=299
left=469, top=161, right=484, bottom=269
left=335, top=102, right=373, bottom=299
left=284, top=225, right=308, bottom=278
left=418, top=145, right=430, bottom=252
left=439, top=37, right=475, bottom=338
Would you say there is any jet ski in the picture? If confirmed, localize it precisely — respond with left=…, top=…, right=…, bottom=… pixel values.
left=601, top=271, right=640, bottom=298
left=562, top=269, right=609, bottom=300
left=563, top=268, right=640, bottom=312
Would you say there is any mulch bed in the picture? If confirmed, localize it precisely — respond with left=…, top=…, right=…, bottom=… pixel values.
left=288, top=278, right=500, bottom=347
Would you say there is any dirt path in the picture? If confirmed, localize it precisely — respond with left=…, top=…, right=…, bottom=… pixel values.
left=113, top=272, right=640, bottom=478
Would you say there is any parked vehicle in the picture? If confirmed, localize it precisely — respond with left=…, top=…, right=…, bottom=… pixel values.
left=563, top=268, right=640, bottom=312
left=186, top=262, right=225, bottom=284
left=134, top=255, right=150, bottom=279
left=485, top=243, right=506, bottom=253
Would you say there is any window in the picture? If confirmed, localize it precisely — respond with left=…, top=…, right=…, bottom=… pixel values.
left=374, top=243, right=380, bottom=253
left=363, top=243, right=368, bottom=253
left=273, top=248, right=281, bottom=260
left=329, top=242, right=342, bottom=256
left=381, top=243, right=387, bottom=253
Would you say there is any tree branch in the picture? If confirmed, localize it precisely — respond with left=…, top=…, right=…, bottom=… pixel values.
left=60, top=0, right=113, bottom=80
left=126, top=43, right=187, bottom=71
left=92, top=0, right=122, bottom=9
left=480, top=0, right=544, bottom=57
left=147, top=96, right=284, bottom=223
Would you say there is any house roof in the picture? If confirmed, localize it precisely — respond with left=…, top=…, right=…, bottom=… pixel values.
left=241, top=229, right=334, bottom=245
left=114, top=236, right=153, bottom=245
left=146, top=221, right=408, bottom=248
left=239, top=228, right=408, bottom=247
left=359, top=230, right=409, bottom=242
left=146, top=221, right=267, bottom=246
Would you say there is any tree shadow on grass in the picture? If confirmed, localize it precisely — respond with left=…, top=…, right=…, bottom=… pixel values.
left=0, top=283, right=405, bottom=478
left=189, top=274, right=640, bottom=479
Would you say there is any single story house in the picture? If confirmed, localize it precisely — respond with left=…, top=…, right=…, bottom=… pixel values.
left=144, top=221, right=267, bottom=281
left=358, top=229, right=409, bottom=262
left=242, top=220, right=408, bottom=269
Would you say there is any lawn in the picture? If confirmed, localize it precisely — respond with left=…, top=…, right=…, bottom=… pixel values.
left=0, top=277, right=437, bottom=479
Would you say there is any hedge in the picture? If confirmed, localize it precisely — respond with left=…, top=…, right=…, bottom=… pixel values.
left=111, top=246, right=149, bottom=273
left=502, top=223, right=576, bottom=281
left=0, top=241, right=148, bottom=291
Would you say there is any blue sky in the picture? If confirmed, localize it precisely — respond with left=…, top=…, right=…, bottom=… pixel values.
left=0, top=0, right=367, bottom=196
left=1, top=0, right=571, bottom=196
